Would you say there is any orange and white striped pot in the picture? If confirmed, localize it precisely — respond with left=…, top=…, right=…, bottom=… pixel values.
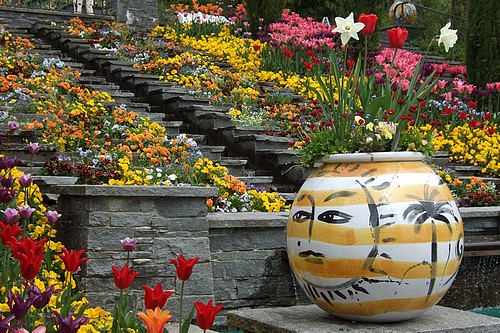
left=287, top=152, right=464, bottom=323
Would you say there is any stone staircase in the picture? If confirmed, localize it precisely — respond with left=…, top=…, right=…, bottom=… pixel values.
left=1, top=22, right=309, bottom=200
left=30, top=21, right=311, bottom=192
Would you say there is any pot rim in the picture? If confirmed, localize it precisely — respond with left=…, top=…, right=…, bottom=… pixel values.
left=319, top=151, right=425, bottom=164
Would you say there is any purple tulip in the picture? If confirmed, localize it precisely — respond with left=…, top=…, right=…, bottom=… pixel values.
left=23, top=281, right=62, bottom=310
left=8, top=289, right=33, bottom=319
left=18, top=205, right=36, bottom=219
left=18, top=174, right=34, bottom=187
left=48, top=311, right=89, bottom=333
left=27, top=142, right=40, bottom=155
left=7, top=121, right=19, bottom=132
left=0, top=157, right=20, bottom=170
left=1, top=176, right=13, bottom=188
left=120, top=237, right=137, bottom=251
left=46, top=210, right=62, bottom=225
left=2, top=208, right=19, bottom=224
left=0, top=188, right=16, bottom=204
left=0, top=314, right=15, bottom=333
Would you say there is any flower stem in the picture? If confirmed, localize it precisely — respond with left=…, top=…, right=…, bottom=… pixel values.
left=179, top=280, right=185, bottom=333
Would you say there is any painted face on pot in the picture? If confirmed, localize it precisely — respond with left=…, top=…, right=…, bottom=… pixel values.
left=287, top=161, right=464, bottom=318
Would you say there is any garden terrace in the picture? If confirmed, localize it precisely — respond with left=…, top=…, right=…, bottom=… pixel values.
left=0, top=5, right=499, bottom=331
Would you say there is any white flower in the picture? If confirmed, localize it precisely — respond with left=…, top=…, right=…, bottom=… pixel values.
left=332, top=12, right=365, bottom=45
left=438, top=22, right=458, bottom=52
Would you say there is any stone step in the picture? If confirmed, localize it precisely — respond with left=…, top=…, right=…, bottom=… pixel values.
left=237, top=175, right=274, bottom=191
left=78, top=75, right=108, bottom=84
left=219, top=157, right=248, bottom=177
left=200, top=145, right=225, bottom=161
left=121, top=74, right=164, bottom=93
left=79, top=83, right=121, bottom=92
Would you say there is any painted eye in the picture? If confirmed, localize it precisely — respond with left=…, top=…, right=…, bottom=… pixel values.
left=292, top=210, right=311, bottom=223
left=318, top=210, right=352, bottom=224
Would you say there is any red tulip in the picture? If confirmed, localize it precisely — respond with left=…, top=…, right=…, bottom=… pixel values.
left=170, top=254, right=199, bottom=281
left=0, top=221, right=24, bottom=247
left=10, top=236, right=46, bottom=261
left=143, top=283, right=174, bottom=310
left=58, top=248, right=89, bottom=273
left=358, top=13, right=378, bottom=35
left=303, top=62, right=313, bottom=71
left=282, top=48, right=295, bottom=59
left=10, top=237, right=46, bottom=280
left=194, top=300, right=223, bottom=330
left=18, top=254, right=44, bottom=280
left=469, top=119, right=483, bottom=128
left=112, top=264, right=139, bottom=290
left=387, top=27, right=408, bottom=49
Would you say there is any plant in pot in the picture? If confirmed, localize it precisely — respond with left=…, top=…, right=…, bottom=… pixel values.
left=287, top=13, right=463, bottom=323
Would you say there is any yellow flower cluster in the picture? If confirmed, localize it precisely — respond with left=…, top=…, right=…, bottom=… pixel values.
left=433, top=123, right=500, bottom=175
left=247, top=189, right=289, bottom=212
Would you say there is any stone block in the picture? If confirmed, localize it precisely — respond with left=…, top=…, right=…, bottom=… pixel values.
left=151, top=216, right=209, bottom=231
left=209, top=228, right=286, bottom=252
left=86, top=211, right=112, bottom=227
left=155, top=198, right=208, bottom=217
left=227, top=305, right=500, bottom=333
left=211, top=249, right=277, bottom=261
left=86, top=227, right=134, bottom=251
left=236, top=276, right=296, bottom=303
left=109, top=211, right=154, bottom=227
left=152, top=237, right=211, bottom=262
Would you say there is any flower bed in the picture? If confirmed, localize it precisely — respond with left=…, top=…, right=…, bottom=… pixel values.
left=0, top=24, right=288, bottom=213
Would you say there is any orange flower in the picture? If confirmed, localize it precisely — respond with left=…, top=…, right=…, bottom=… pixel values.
left=137, top=307, right=171, bottom=333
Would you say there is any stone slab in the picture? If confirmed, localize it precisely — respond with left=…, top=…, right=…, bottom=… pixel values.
left=165, top=322, right=217, bottom=333
left=227, top=305, right=500, bottom=333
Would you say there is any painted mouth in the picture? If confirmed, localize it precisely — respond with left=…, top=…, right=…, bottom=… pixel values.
left=299, top=250, right=325, bottom=264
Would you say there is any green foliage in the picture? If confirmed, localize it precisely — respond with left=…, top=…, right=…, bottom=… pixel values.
left=466, top=0, right=500, bottom=87
left=247, top=0, right=286, bottom=34
left=286, top=0, right=385, bottom=20
left=299, top=129, right=355, bottom=168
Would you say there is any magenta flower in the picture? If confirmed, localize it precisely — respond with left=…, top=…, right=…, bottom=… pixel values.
left=18, top=205, right=36, bottom=220
left=46, top=210, right=62, bottom=225
left=121, top=237, right=137, bottom=251
left=27, top=142, right=40, bottom=155
left=2, top=208, right=19, bottom=224
left=7, top=121, right=19, bottom=132
left=18, top=174, right=34, bottom=187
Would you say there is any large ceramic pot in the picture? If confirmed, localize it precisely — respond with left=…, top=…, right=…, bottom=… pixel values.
left=287, top=152, right=463, bottom=323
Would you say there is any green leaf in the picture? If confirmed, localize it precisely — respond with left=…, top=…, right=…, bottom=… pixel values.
left=180, top=305, right=196, bottom=333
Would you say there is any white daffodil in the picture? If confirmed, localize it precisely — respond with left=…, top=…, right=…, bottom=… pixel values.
left=438, top=22, right=458, bottom=52
left=332, top=12, right=365, bottom=45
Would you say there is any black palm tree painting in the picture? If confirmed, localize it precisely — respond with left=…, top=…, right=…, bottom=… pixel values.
left=403, top=183, right=461, bottom=302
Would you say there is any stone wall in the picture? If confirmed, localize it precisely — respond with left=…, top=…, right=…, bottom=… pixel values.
left=208, top=213, right=299, bottom=311
left=55, top=185, right=218, bottom=318
left=53, top=185, right=500, bottom=327
left=54, top=185, right=303, bottom=327
left=105, top=0, right=159, bottom=30
left=0, top=7, right=113, bottom=29
left=0, top=1, right=159, bottom=30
